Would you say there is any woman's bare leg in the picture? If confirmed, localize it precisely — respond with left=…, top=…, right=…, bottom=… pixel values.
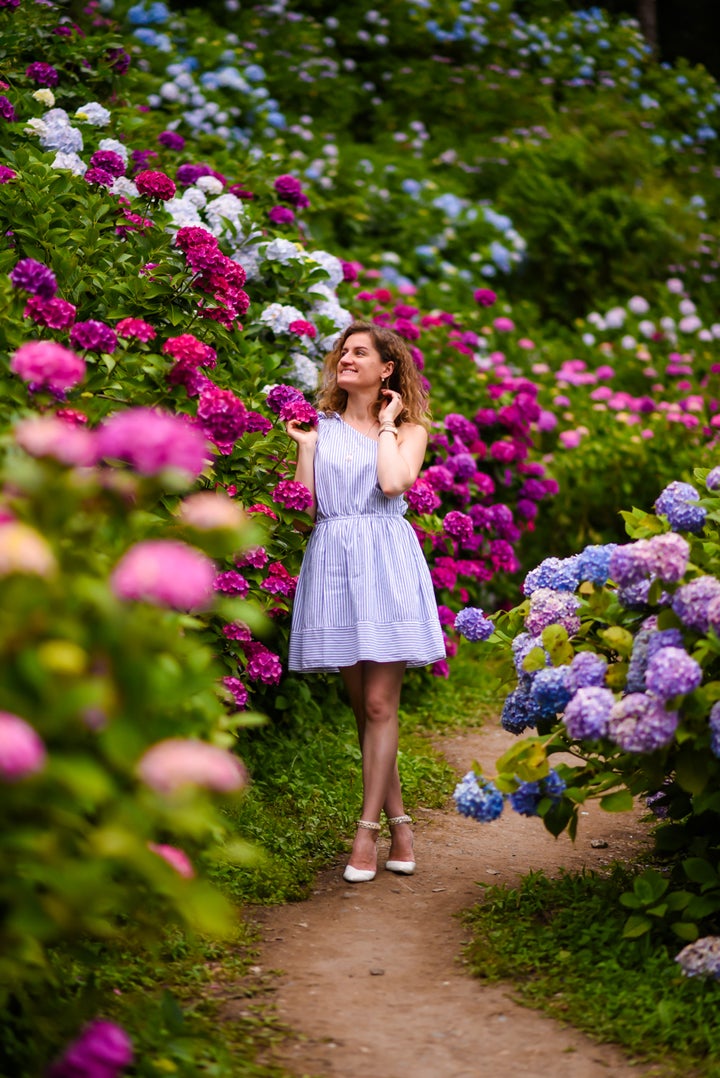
left=340, top=663, right=404, bottom=818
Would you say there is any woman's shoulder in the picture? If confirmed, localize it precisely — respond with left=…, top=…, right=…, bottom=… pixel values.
left=398, top=420, right=428, bottom=443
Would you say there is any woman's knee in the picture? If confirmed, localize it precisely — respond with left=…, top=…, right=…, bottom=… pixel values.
left=363, top=693, right=396, bottom=725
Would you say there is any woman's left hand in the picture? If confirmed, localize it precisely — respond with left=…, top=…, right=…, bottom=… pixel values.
left=379, top=388, right=403, bottom=424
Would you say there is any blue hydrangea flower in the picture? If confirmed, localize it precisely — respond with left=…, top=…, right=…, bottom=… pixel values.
left=455, top=607, right=494, bottom=642
left=618, top=578, right=662, bottom=611
left=706, top=467, right=720, bottom=492
left=607, top=693, right=678, bottom=752
left=529, top=666, right=572, bottom=718
left=645, top=788, right=671, bottom=819
left=576, top=543, right=617, bottom=586
left=509, top=769, right=566, bottom=817
left=672, top=576, right=720, bottom=633
left=523, top=555, right=580, bottom=596
left=453, top=771, right=505, bottom=822
left=500, top=682, right=542, bottom=735
left=647, top=532, right=690, bottom=583
left=625, top=616, right=658, bottom=693
left=525, top=588, right=581, bottom=636
left=609, top=541, right=654, bottom=587
left=645, top=647, right=702, bottom=699
left=676, top=937, right=720, bottom=980
left=567, top=651, right=607, bottom=694
left=708, top=701, right=720, bottom=758
left=543, top=769, right=566, bottom=801
left=511, top=632, right=549, bottom=676
left=562, top=686, right=614, bottom=740
left=655, top=481, right=706, bottom=534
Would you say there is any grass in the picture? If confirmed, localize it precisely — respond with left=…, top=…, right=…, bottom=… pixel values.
left=461, top=865, right=720, bottom=1077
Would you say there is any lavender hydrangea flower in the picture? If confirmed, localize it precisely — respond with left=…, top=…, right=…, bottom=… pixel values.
left=509, top=769, right=566, bottom=817
left=646, top=629, right=684, bottom=662
left=647, top=532, right=690, bottom=583
left=576, top=543, right=617, bottom=586
left=525, top=588, right=581, bottom=636
left=617, top=578, right=663, bottom=611
left=655, top=481, right=706, bottom=534
left=523, top=555, right=580, bottom=596
left=566, top=651, right=607, bottom=694
left=676, top=937, right=720, bottom=980
left=511, top=632, right=550, bottom=676
left=609, top=541, right=655, bottom=587
left=10, top=257, right=57, bottom=299
left=453, top=771, right=504, bottom=822
left=672, top=576, right=720, bottom=633
left=529, top=666, right=572, bottom=718
left=708, top=701, right=720, bottom=758
left=645, top=647, right=702, bottom=699
left=706, top=467, right=720, bottom=492
left=562, top=686, right=614, bottom=740
left=455, top=607, right=494, bottom=642
left=607, top=693, right=679, bottom=752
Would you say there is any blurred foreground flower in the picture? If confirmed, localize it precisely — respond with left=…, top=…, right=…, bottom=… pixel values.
left=138, top=738, right=248, bottom=794
left=0, top=712, right=46, bottom=780
left=48, top=1019, right=133, bottom=1078
left=0, top=521, right=57, bottom=577
left=111, top=539, right=215, bottom=610
left=10, top=340, right=86, bottom=396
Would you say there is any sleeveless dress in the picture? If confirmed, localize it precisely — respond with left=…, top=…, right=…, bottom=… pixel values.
left=288, top=412, right=446, bottom=672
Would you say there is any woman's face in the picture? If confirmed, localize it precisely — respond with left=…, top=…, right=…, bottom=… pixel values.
left=336, top=332, right=391, bottom=393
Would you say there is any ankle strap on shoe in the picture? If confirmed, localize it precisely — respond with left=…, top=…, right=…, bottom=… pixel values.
left=387, top=814, right=412, bottom=826
left=357, top=819, right=381, bottom=831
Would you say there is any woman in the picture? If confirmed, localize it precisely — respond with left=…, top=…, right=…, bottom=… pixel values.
left=285, top=321, right=445, bottom=883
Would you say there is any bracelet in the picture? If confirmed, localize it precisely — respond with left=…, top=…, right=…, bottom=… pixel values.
left=379, top=426, right=397, bottom=437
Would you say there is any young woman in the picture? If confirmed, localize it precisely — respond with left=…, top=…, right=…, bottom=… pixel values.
left=285, top=321, right=445, bottom=883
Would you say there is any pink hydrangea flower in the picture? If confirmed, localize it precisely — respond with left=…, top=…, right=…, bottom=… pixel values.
left=473, top=288, right=497, bottom=306
left=244, top=642, right=283, bottom=685
left=178, top=491, right=245, bottom=530
left=48, top=1020, right=133, bottom=1078
left=197, top=387, right=248, bottom=454
left=96, top=407, right=209, bottom=478
left=236, top=546, right=268, bottom=569
left=0, top=712, right=46, bottom=780
left=278, top=399, right=319, bottom=426
left=162, top=334, right=216, bottom=366
left=214, top=570, right=249, bottom=597
left=116, top=317, right=156, bottom=342
left=135, top=169, right=176, bottom=200
left=271, top=480, right=313, bottom=512
left=111, top=540, right=216, bottom=610
left=0, top=165, right=17, bottom=183
left=493, top=317, right=515, bottom=332
left=24, top=295, right=76, bottom=330
left=15, top=414, right=96, bottom=467
left=137, top=738, right=248, bottom=794
left=223, top=676, right=249, bottom=709
left=11, top=340, right=86, bottom=396
left=288, top=319, right=316, bottom=338
left=148, top=842, right=195, bottom=878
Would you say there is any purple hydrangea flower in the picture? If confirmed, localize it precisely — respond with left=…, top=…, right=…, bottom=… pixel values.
left=709, top=701, right=720, bottom=758
left=0, top=95, right=17, bottom=122
left=70, top=320, right=118, bottom=354
left=646, top=629, right=685, bottom=662
left=266, top=383, right=304, bottom=414
left=278, top=398, right=319, bottom=426
left=455, top=607, right=494, bottom=642
left=647, top=532, right=690, bottom=583
left=576, top=543, right=617, bottom=586
left=453, top=771, right=504, bottom=822
left=645, top=647, right=702, bottom=699
left=158, top=130, right=186, bottom=151
left=48, top=1019, right=133, bottom=1078
left=618, top=578, right=663, bottom=611
left=523, top=555, right=580, bottom=596
left=10, top=258, right=57, bottom=299
left=566, top=651, right=607, bottom=694
left=672, top=576, right=720, bottom=633
left=706, top=468, right=720, bottom=492
left=26, top=62, right=59, bottom=87
left=444, top=412, right=478, bottom=443
left=562, top=686, right=614, bottom=740
left=625, top=616, right=659, bottom=693
left=268, top=205, right=295, bottom=226
left=443, top=510, right=474, bottom=544
left=529, top=666, right=572, bottom=718
left=607, top=693, right=678, bottom=752
left=609, top=541, right=654, bottom=587
left=676, top=937, right=720, bottom=980
left=511, top=632, right=550, bottom=676
left=655, top=481, right=706, bottom=534
left=525, top=588, right=581, bottom=636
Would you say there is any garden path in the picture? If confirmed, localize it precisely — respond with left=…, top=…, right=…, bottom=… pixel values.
left=233, top=724, right=660, bottom=1078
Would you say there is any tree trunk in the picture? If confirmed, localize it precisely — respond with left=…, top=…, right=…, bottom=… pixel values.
left=637, top=0, right=658, bottom=51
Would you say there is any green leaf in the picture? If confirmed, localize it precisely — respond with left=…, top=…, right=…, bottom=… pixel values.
left=600, top=626, right=634, bottom=658
left=622, top=914, right=651, bottom=939
left=600, top=789, right=634, bottom=812
left=683, top=858, right=720, bottom=886
left=634, top=870, right=668, bottom=905
left=675, top=744, right=712, bottom=795
left=671, top=922, right=699, bottom=942
left=160, top=989, right=186, bottom=1035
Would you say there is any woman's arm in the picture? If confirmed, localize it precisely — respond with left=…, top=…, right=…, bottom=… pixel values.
left=286, top=420, right=318, bottom=521
left=376, top=421, right=427, bottom=498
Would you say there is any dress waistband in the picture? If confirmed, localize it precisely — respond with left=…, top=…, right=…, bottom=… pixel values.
left=315, top=513, right=405, bottom=523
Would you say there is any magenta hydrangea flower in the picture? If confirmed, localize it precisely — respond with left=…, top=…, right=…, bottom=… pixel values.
left=288, top=319, right=316, bottom=338
left=223, top=676, right=249, bottom=709
left=266, top=383, right=304, bottom=414
left=89, top=149, right=126, bottom=176
left=96, top=407, right=209, bottom=478
left=0, top=96, right=17, bottom=122
left=116, top=317, right=156, bottom=341
left=244, top=642, right=283, bottom=684
left=443, top=510, right=474, bottom=544
left=268, top=205, right=295, bottom=226
left=158, top=130, right=186, bottom=151
left=15, top=414, right=96, bottom=467
left=197, top=387, right=248, bottom=454
left=273, top=173, right=304, bottom=203
left=271, top=480, right=313, bottom=512
left=260, top=562, right=297, bottom=599
left=70, top=320, right=118, bottom=354
left=26, top=61, right=59, bottom=87
left=0, top=165, right=17, bottom=183
left=24, top=295, right=76, bottom=330
left=214, top=570, right=249, bottom=597
left=0, top=711, right=46, bottom=781
left=10, top=257, right=57, bottom=298
left=135, top=169, right=176, bottom=200
left=245, top=411, right=273, bottom=435
left=406, top=479, right=441, bottom=514
left=148, top=842, right=194, bottom=878
left=236, top=546, right=268, bottom=569
left=111, top=539, right=215, bottom=610
left=279, top=398, right=319, bottom=426
left=473, top=288, right=497, bottom=306
left=137, top=738, right=247, bottom=794
left=10, top=340, right=86, bottom=397
left=49, top=1020, right=133, bottom=1078
left=162, top=333, right=216, bottom=367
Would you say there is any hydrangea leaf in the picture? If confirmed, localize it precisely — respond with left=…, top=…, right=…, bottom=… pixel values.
left=521, top=646, right=548, bottom=673
left=621, top=914, right=652, bottom=939
left=600, top=788, right=634, bottom=812
left=600, top=626, right=634, bottom=658
left=675, top=745, right=712, bottom=795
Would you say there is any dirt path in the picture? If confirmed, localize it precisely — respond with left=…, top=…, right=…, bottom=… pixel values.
left=233, top=725, right=660, bottom=1078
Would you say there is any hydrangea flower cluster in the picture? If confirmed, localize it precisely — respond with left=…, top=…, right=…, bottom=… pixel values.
left=10, top=340, right=86, bottom=398
left=96, top=407, right=209, bottom=478
left=525, top=588, right=581, bottom=636
left=562, top=686, right=614, bottom=741
left=453, top=771, right=504, bottom=822
left=48, top=1020, right=133, bottom=1078
left=644, top=647, right=702, bottom=700
left=454, top=607, right=494, bottom=642
left=271, top=480, right=313, bottom=512
left=509, top=770, right=565, bottom=817
left=0, top=711, right=46, bottom=781
left=607, top=693, right=678, bottom=753
left=111, top=540, right=215, bottom=611
left=676, top=937, right=720, bottom=980
left=654, top=481, right=706, bottom=534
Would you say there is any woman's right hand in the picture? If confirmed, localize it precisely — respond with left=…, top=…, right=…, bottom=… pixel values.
left=285, top=419, right=319, bottom=449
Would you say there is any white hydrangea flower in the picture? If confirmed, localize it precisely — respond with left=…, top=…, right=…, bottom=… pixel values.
left=306, top=249, right=344, bottom=288
left=98, top=137, right=129, bottom=163
left=604, top=307, right=626, bottom=328
left=679, top=298, right=697, bottom=316
left=263, top=238, right=303, bottom=263
left=111, top=176, right=139, bottom=199
left=308, top=281, right=335, bottom=301
left=586, top=311, right=605, bottom=328
left=679, top=315, right=702, bottom=334
left=259, top=303, right=305, bottom=332
left=312, top=298, right=353, bottom=332
left=233, top=244, right=263, bottom=281
left=164, top=200, right=204, bottom=229
left=288, top=352, right=320, bottom=392
left=32, top=89, right=55, bottom=108
left=196, top=175, right=224, bottom=195
left=74, top=102, right=111, bottom=126
left=627, top=295, right=649, bottom=314
left=204, top=193, right=245, bottom=233
left=25, top=118, right=48, bottom=138
left=182, top=187, right=207, bottom=209
left=52, top=151, right=87, bottom=176
left=620, top=334, right=637, bottom=349
left=638, top=319, right=656, bottom=338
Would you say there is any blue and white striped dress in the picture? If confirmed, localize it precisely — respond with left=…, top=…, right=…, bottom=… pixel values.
left=288, top=412, right=446, bottom=672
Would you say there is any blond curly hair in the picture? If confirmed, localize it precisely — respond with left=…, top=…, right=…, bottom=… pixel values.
left=316, top=322, right=430, bottom=429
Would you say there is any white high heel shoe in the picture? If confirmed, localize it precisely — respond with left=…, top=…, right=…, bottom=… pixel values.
left=385, top=814, right=416, bottom=875
left=343, top=820, right=380, bottom=883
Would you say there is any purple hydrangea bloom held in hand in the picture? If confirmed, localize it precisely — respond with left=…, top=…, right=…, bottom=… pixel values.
left=655, top=480, right=706, bottom=534
left=672, top=576, right=720, bottom=633
left=645, top=647, right=702, bottom=699
left=10, top=257, right=57, bottom=299
left=453, top=771, right=504, bottom=822
left=562, top=686, right=614, bottom=740
left=265, top=383, right=304, bottom=414
left=279, top=398, right=319, bottom=426
left=607, top=693, right=678, bottom=753
left=455, top=607, right=494, bottom=642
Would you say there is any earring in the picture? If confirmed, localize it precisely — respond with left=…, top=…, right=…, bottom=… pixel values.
left=381, top=377, right=388, bottom=388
